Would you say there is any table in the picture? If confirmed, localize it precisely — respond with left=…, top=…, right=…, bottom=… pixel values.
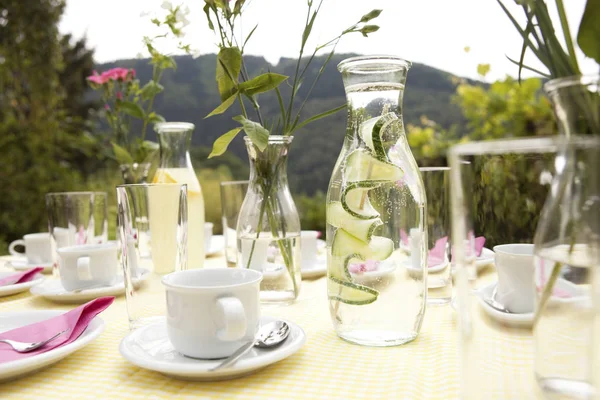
left=0, top=256, right=540, bottom=399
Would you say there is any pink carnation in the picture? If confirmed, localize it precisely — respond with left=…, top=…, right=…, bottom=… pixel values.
left=87, top=70, right=106, bottom=85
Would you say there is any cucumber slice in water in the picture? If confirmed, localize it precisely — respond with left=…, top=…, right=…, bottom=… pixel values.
left=328, top=276, right=379, bottom=305
left=331, top=229, right=394, bottom=261
left=344, top=149, right=404, bottom=183
left=329, top=253, right=363, bottom=281
left=359, top=113, right=398, bottom=161
left=341, top=181, right=381, bottom=220
left=327, top=201, right=382, bottom=242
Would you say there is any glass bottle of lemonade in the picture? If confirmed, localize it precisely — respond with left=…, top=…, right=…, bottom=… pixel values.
left=153, top=122, right=205, bottom=268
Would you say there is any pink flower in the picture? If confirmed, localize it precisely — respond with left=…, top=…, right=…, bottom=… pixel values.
left=348, top=259, right=379, bottom=274
left=104, top=104, right=110, bottom=110
left=116, top=92, right=123, bottom=100
left=87, top=70, right=107, bottom=85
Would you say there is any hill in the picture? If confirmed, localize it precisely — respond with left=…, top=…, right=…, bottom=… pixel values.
left=96, top=54, right=474, bottom=195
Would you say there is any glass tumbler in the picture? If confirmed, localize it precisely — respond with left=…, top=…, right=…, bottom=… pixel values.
left=449, top=137, right=558, bottom=399
left=220, top=180, right=249, bottom=267
left=116, top=183, right=188, bottom=330
left=420, top=167, right=451, bottom=305
left=46, top=191, right=108, bottom=275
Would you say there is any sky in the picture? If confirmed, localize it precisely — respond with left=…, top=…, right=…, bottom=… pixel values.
left=58, top=0, right=595, bottom=82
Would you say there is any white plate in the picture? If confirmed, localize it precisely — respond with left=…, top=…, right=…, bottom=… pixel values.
left=475, top=247, right=495, bottom=270
left=351, top=260, right=397, bottom=283
left=0, top=255, right=27, bottom=267
left=0, top=272, right=44, bottom=297
left=206, top=235, right=225, bottom=257
left=30, top=269, right=149, bottom=304
left=0, top=310, right=104, bottom=382
left=428, top=260, right=450, bottom=274
left=119, top=316, right=306, bottom=381
left=301, top=257, right=326, bottom=279
left=476, top=283, right=534, bottom=328
left=6, top=260, right=53, bottom=274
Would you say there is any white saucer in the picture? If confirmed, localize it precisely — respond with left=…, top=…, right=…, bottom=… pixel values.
left=0, top=310, right=104, bottom=382
left=475, top=248, right=495, bottom=270
left=351, top=259, right=397, bottom=283
left=0, top=272, right=44, bottom=297
left=6, top=260, right=53, bottom=274
left=30, top=269, right=149, bottom=304
left=0, top=255, right=27, bottom=267
left=428, top=260, right=450, bottom=274
left=206, top=235, right=225, bottom=257
left=119, top=316, right=306, bottom=381
left=476, top=283, right=534, bottom=327
left=301, top=257, right=326, bottom=279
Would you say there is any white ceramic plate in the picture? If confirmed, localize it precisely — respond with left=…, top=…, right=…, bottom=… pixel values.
left=476, top=282, right=534, bottom=328
left=30, top=269, right=149, bottom=304
left=0, top=255, right=27, bottom=268
left=0, top=272, right=44, bottom=297
left=351, top=260, right=397, bottom=284
left=119, top=316, right=306, bottom=381
left=0, top=310, right=104, bottom=382
left=475, top=247, right=495, bottom=270
left=301, top=257, right=326, bottom=279
left=206, top=235, right=225, bottom=257
left=6, top=260, right=53, bottom=274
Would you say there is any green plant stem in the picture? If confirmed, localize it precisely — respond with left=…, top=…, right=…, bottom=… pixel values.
left=555, top=0, right=580, bottom=73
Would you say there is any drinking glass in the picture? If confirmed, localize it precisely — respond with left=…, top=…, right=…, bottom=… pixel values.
left=449, top=137, right=558, bottom=399
left=220, top=180, right=249, bottom=266
left=420, top=167, right=451, bottom=305
left=116, top=183, right=187, bottom=330
left=46, top=192, right=108, bottom=275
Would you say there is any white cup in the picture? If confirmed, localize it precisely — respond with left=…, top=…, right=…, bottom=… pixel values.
left=57, top=243, right=119, bottom=291
left=493, top=244, right=535, bottom=313
left=204, top=222, right=214, bottom=252
left=9, top=233, right=53, bottom=264
left=300, top=231, right=319, bottom=268
left=162, top=268, right=262, bottom=359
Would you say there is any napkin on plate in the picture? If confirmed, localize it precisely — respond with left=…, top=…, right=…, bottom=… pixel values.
left=0, top=296, right=114, bottom=363
left=428, top=237, right=448, bottom=267
left=0, top=267, right=44, bottom=287
left=474, top=236, right=486, bottom=257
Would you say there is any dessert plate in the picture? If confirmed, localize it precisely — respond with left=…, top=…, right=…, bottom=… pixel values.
left=0, top=272, right=44, bottom=297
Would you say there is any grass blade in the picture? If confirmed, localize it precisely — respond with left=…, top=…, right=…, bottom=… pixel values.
left=505, top=56, right=551, bottom=77
left=555, top=0, right=580, bottom=73
left=293, top=103, right=346, bottom=132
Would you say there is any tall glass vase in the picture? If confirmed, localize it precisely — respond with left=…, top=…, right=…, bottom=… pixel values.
left=326, top=56, right=427, bottom=346
left=120, top=163, right=151, bottom=184
left=237, top=136, right=301, bottom=305
left=533, top=75, right=600, bottom=399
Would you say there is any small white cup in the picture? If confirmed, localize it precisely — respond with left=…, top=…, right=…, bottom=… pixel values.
left=9, top=233, right=53, bottom=264
left=493, top=244, right=535, bottom=313
left=57, top=243, right=118, bottom=291
left=162, top=268, right=262, bottom=359
left=300, top=231, right=319, bottom=268
left=204, top=222, right=214, bottom=252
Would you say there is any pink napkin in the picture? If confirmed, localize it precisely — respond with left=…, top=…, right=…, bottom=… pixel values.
left=474, top=236, right=486, bottom=257
left=400, top=229, right=409, bottom=246
left=0, top=296, right=114, bottom=363
left=0, top=267, right=44, bottom=286
left=428, top=237, right=448, bottom=267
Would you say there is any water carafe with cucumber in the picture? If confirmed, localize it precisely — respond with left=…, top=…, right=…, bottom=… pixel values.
left=326, top=56, right=427, bottom=346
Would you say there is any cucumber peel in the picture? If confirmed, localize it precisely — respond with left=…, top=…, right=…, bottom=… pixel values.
left=328, top=276, right=379, bottom=305
left=331, top=229, right=394, bottom=261
left=327, top=201, right=382, bottom=242
left=341, top=181, right=381, bottom=220
left=344, top=149, right=404, bottom=183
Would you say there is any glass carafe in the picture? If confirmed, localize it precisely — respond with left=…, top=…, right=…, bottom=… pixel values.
left=153, top=122, right=205, bottom=268
left=326, top=56, right=428, bottom=346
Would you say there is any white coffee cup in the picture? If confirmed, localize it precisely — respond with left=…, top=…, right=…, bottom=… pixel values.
left=9, top=233, right=53, bottom=264
left=57, top=243, right=118, bottom=291
left=162, top=268, right=262, bottom=359
left=300, top=231, right=319, bottom=268
left=204, top=222, right=214, bottom=252
left=493, top=244, right=535, bottom=313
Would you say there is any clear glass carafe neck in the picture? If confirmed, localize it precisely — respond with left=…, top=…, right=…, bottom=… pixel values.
left=244, top=136, right=292, bottom=186
left=155, top=122, right=195, bottom=168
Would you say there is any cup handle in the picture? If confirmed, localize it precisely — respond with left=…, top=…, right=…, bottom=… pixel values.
left=8, top=240, right=25, bottom=256
left=76, top=256, right=93, bottom=280
left=215, top=296, right=247, bottom=341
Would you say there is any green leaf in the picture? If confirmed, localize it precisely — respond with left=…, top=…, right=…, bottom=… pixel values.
left=203, top=3, right=214, bottom=31
left=359, top=25, right=379, bottom=37
left=120, top=101, right=145, bottom=119
left=216, top=47, right=242, bottom=101
left=147, top=112, right=166, bottom=124
left=208, top=127, right=243, bottom=158
left=233, top=0, right=245, bottom=15
left=505, top=56, right=551, bottom=77
left=111, top=141, right=134, bottom=165
left=293, top=103, right=346, bottom=131
left=140, top=81, right=164, bottom=101
left=477, top=63, right=491, bottom=78
left=205, top=92, right=238, bottom=118
left=243, top=24, right=258, bottom=51
left=302, top=11, right=318, bottom=47
left=233, top=115, right=269, bottom=152
left=577, top=0, right=600, bottom=64
left=239, top=73, right=288, bottom=96
left=360, top=9, right=382, bottom=23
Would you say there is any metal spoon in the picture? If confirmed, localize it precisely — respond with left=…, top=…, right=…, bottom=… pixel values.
left=477, top=285, right=512, bottom=313
left=0, top=329, right=68, bottom=353
left=210, top=321, right=290, bottom=371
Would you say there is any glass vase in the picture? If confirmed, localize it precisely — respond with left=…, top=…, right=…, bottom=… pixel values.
left=326, top=56, right=427, bottom=346
left=237, top=136, right=301, bottom=305
left=153, top=122, right=206, bottom=269
left=120, top=163, right=151, bottom=184
left=533, top=74, right=600, bottom=399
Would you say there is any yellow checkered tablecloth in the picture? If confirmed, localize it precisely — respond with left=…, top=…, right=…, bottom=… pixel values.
left=0, top=256, right=541, bottom=399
